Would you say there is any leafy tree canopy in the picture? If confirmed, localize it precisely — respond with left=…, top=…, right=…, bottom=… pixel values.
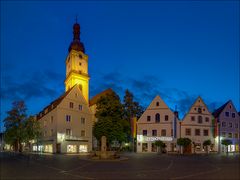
left=221, top=139, right=232, bottom=146
left=177, top=138, right=191, bottom=147
left=203, top=139, right=211, bottom=146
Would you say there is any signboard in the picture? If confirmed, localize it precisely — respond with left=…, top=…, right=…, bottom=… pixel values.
left=137, top=135, right=173, bottom=142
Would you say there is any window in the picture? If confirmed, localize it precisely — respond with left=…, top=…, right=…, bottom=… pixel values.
left=234, top=133, right=238, bottom=139
left=198, top=108, right=202, bottom=113
left=191, top=116, right=195, bottom=121
left=152, top=130, right=157, bottom=136
left=75, top=93, right=78, bottom=97
left=161, top=129, right=166, bottom=136
left=69, top=102, right=74, bottom=108
left=66, top=115, right=71, bottom=122
left=156, top=102, right=159, bottom=106
left=225, top=112, right=229, bottom=117
left=50, top=129, right=53, bottom=136
left=81, top=117, right=85, bottom=124
left=44, top=131, right=47, bottom=137
left=147, top=116, right=151, bottom=122
left=232, top=113, right=235, bottom=118
left=198, top=116, right=203, bottom=124
left=165, top=115, right=169, bottom=121
left=185, top=128, right=191, bottom=136
left=222, top=122, right=226, bottom=127
left=203, top=129, right=209, bottom=136
left=151, top=143, right=157, bottom=152
left=229, top=122, right=233, bottom=128
left=143, top=130, right=147, bottom=136
left=205, top=117, right=209, bottom=122
left=67, top=145, right=77, bottom=153
left=79, top=62, right=82, bottom=66
left=79, top=145, right=88, bottom=152
left=203, top=108, right=205, bottom=112
left=235, top=123, right=239, bottom=129
left=66, top=129, right=71, bottom=136
left=142, top=143, right=148, bottom=152
left=44, top=119, right=47, bottom=126
left=51, top=116, right=53, bottom=123
left=79, top=105, right=83, bottom=111
left=155, top=113, right=160, bottom=123
left=81, top=130, right=85, bottom=137
left=195, top=129, right=200, bottom=136
left=228, top=133, right=232, bottom=138
left=171, top=129, right=173, bottom=136
left=222, top=132, right=226, bottom=137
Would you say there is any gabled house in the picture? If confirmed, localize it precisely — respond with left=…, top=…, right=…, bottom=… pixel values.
left=213, top=100, right=240, bottom=153
left=180, top=97, right=216, bottom=153
left=137, top=95, right=179, bottom=153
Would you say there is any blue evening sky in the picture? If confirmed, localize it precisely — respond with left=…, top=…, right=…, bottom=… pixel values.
left=1, top=1, right=239, bottom=131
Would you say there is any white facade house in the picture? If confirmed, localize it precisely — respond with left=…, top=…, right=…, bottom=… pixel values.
left=180, top=97, right=217, bottom=153
left=36, top=85, right=93, bottom=153
left=137, top=95, right=180, bottom=153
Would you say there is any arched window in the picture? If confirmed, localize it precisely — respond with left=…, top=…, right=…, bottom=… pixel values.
left=156, top=102, right=159, bottom=106
left=155, top=113, right=160, bottom=123
left=198, top=116, right=202, bottom=124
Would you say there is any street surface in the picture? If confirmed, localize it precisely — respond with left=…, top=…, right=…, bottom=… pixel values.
left=1, top=152, right=239, bottom=179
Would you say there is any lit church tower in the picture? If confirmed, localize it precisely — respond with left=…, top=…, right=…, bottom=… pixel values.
left=65, top=21, right=89, bottom=102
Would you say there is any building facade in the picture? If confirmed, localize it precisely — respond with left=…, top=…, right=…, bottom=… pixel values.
left=137, top=95, right=179, bottom=153
left=35, top=22, right=93, bottom=153
left=213, top=101, right=240, bottom=153
left=180, top=97, right=217, bottom=153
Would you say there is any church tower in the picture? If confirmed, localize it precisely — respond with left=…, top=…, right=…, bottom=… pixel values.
left=65, top=21, right=89, bottom=102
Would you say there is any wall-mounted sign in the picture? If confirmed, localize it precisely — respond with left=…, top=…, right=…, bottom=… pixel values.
left=137, top=135, right=173, bottom=142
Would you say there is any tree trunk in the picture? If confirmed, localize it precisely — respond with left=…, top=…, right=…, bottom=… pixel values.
left=180, top=146, right=183, bottom=154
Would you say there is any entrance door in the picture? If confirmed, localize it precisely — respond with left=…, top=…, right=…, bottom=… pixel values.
left=56, top=143, right=61, bottom=153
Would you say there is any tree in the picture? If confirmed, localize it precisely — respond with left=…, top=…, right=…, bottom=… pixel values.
left=123, top=89, right=144, bottom=150
left=155, top=140, right=166, bottom=154
left=4, top=101, right=41, bottom=152
left=221, top=139, right=232, bottom=154
left=4, top=101, right=27, bottom=152
left=177, top=138, right=191, bottom=154
left=93, top=91, right=126, bottom=149
left=203, top=140, right=211, bottom=154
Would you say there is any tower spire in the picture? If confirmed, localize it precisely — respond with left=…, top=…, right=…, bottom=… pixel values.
left=68, top=17, right=85, bottom=52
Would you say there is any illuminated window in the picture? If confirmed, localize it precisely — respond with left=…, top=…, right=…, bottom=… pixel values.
left=198, top=116, right=202, bottom=124
left=191, top=116, right=195, bottom=121
left=79, top=105, right=83, bottom=110
left=81, top=130, right=85, bottom=137
left=161, top=129, right=166, bottom=136
left=67, top=145, right=77, bottom=153
left=155, top=113, right=160, bottom=123
left=222, top=122, right=226, bottom=127
left=228, top=133, right=232, bottom=138
left=69, top=102, right=74, bottom=108
left=142, top=143, right=148, bottom=152
left=165, top=115, right=169, bottom=121
left=152, top=130, right=157, bottom=136
left=225, top=112, right=229, bottom=117
left=229, top=122, right=233, bottom=128
left=156, top=102, right=159, bottom=106
left=79, top=145, right=88, bottom=152
left=66, top=129, right=71, bottom=136
left=203, top=129, right=209, bottom=136
left=143, top=130, right=147, bottom=136
left=232, top=113, right=235, bottom=118
left=147, top=116, right=151, bottom=121
left=234, top=133, right=238, bottom=139
left=66, top=115, right=71, bottom=122
left=185, top=128, right=191, bottom=136
left=81, top=117, right=85, bottom=124
left=151, top=143, right=157, bottom=152
left=205, top=117, right=209, bottom=122
left=195, top=129, right=200, bottom=136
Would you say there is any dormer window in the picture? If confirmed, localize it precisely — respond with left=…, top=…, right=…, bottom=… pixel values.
left=198, top=108, right=202, bottom=114
left=156, top=102, right=159, bottom=106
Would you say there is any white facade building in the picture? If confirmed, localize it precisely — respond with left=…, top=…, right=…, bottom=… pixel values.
left=180, top=97, right=217, bottom=153
left=137, top=95, right=180, bottom=153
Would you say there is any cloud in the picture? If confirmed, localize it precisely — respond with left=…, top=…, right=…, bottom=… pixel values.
left=1, top=70, right=64, bottom=101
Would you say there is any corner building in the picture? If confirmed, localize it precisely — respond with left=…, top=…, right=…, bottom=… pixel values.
left=35, top=22, right=93, bottom=153
left=137, top=95, right=180, bottom=153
